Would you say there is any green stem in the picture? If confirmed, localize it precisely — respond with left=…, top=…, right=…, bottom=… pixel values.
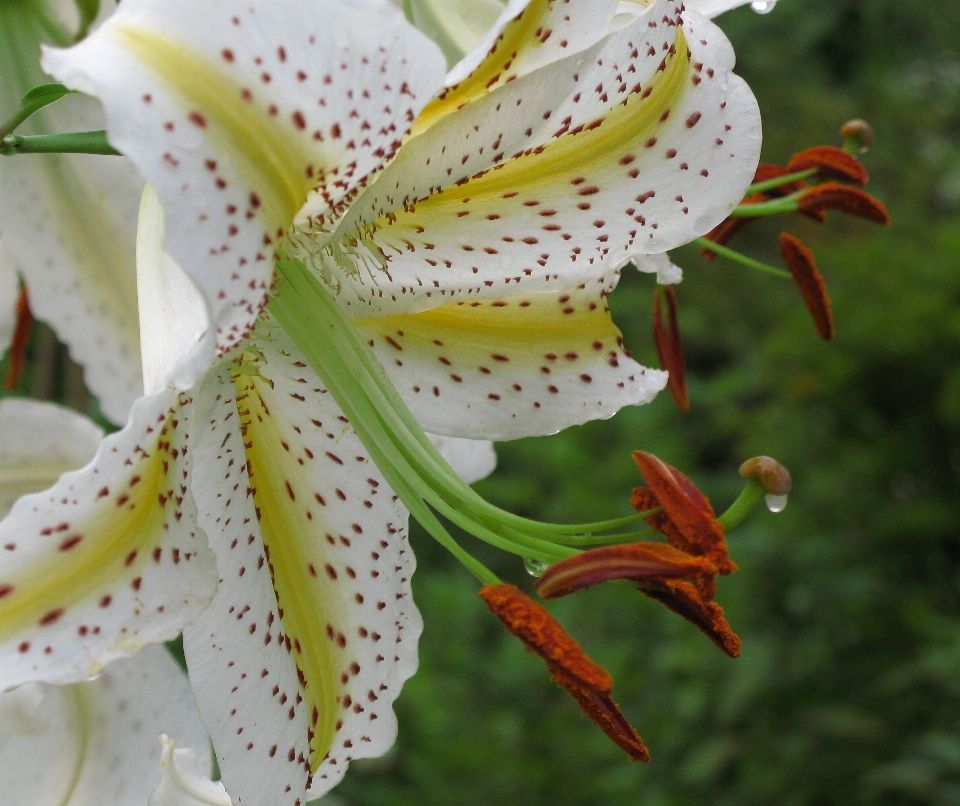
left=729, top=191, right=804, bottom=218
left=717, top=478, right=767, bottom=533
left=695, top=238, right=792, bottom=279
left=746, top=168, right=816, bottom=195
left=0, top=130, right=120, bottom=156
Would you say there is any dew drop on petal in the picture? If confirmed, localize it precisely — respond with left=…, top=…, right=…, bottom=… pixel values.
left=524, top=557, right=547, bottom=577
left=765, top=493, right=788, bottom=513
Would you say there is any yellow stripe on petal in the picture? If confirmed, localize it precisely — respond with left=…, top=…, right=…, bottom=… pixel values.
left=232, top=371, right=343, bottom=773
left=356, top=273, right=666, bottom=441
left=111, top=25, right=315, bottom=236
left=399, top=25, right=689, bottom=227
left=0, top=412, right=179, bottom=644
left=412, top=0, right=552, bottom=136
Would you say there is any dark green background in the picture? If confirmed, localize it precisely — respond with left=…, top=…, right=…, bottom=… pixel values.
left=5, top=1, right=960, bottom=803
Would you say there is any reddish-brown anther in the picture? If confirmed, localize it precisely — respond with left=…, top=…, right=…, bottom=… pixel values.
left=641, top=580, right=742, bottom=658
left=700, top=216, right=754, bottom=261
left=797, top=182, right=891, bottom=226
left=787, top=145, right=869, bottom=186
left=779, top=232, right=835, bottom=341
left=652, top=286, right=689, bottom=412
left=5, top=285, right=33, bottom=391
left=480, top=583, right=611, bottom=693
left=480, top=583, right=649, bottom=762
left=631, top=452, right=736, bottom=577
left=534, top=542, right=716, bottom=600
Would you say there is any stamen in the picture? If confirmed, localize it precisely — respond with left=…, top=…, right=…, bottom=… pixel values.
left=778, top=232, right=834, bottom=341
left=479, top=583, right=611, bottom=693
left=699, top=215, right=754, bottom=260
left=631, top=452, right=736, bottom=576
left=739, top=456, right=792, bottom=495
left=786, top=145, right=869, bottom=187
left=797, top=183, right=891, bottom=226
left=5, top=284, right=33, bottom=390
left=652, top=286, right=689, bottom=412
left=640, top=580, right=741, bottom=658
left=480, top=583, right=649, bottom=762
left=839, top=119, right=874, bottom=155
left=534, top=542, right=716, bottom=599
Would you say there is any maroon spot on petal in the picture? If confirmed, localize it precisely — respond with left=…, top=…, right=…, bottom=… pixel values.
left=59, top=535, right=83, bottom=551
left=188, top=111, right=207, bottom=128
left=39, top=608, right=64, bottom=626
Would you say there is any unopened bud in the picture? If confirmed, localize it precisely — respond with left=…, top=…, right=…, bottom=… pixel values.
left=739, top=456, right=792, bottom=495
left=840, top=119, right=874, bottom=154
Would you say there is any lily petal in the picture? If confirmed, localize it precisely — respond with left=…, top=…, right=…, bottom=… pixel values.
left=0, top=2, right=144, bottom=425
left=182, top=317, right=421, bottom=805
left=357, top=272, right=666, bottom=440
left=406, top=0, right=507, bottom=69
left=417, top=0, right=619, bottom=133
left=136, top=184, right=214, bottom=395
left=149, top=737, right=232, bottom=806
left=0, top=645, right=212, bottom=806
left=426, top=433, right=497, bottom=485
left=43, top=0, right=446, bottom=352
left=0, top=389, right=218, bottom=691
left=323, top=0, right=760, bottom=317
left=0, top=399, right=104, bottom=518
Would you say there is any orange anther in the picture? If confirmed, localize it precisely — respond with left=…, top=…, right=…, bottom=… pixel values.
left=480, top=583, right=611, bottom=693
left=5, top=284, right=33, bottom=391
left=480, top=583, right=649, bottom=762
left=641, top=579, right=741, bottom=658
left=652, top=286, right=689, bottom=413
left=631, top=452, right=735, bottom=576
left=787, top=145, right=869, bottom=186
left=797, top=182, right=891, bottom=226
left=779, top=232, right=835, bottom=341
left=534, top=542, right=716, bottom=599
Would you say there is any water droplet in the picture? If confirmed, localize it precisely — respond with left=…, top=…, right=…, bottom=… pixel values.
left=765, top=493, right=788, bottom=513
left=523, top=557, right=546, bottom=577
left=750, top=0, right=777, bottom=13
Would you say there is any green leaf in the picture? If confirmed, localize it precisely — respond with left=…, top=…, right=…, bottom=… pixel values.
left=0, top=83, right=74, bottom=139
left=73, top=0, right=100, bottom=41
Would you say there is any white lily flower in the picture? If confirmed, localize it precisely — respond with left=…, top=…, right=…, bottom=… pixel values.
left=0, top=396, right=211, bottom=806
left=0, top=0, right=762, bottom=803
left=0, top=0, right=145, bottom=424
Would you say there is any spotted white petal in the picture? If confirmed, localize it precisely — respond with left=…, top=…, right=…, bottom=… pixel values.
left=43, top=0, right=446, bottom=354
left=426, top=434, right=497, bottom=485
left=0, top=4, right=144, bottom=425
left=0, top=390, right=218, bottom=691
left=0, top=645, right=211, bottom=806
left=149, top=737, right=231, bottom=806
left=406, top=0, right=507, bottom=68
left=316, top=0, right=760, bottom=318
left=420, top=0, right=619, bottom=127
left=632, top=252, right=683, bottom=284
left=612, top=0, right=760, bottom=23
left=182, top=318, right=420, bottom=806
left=356, top=271, right=665, bottom=440
left=0, top=399, right=104, bottom=518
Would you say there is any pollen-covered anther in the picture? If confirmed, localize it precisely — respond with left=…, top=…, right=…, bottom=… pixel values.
left=640, top=579, right=741, bottom=658
left=786, top=145, right=869, bottom=187
left=778, top=232, right=834, bottom=341
left=479, top=583, right=649, bottom=762
left=652, top=286, right=689, bottom=412
left=534, top=542, right=716, bottom=599
left=739, top=456, right=792, bottom=496
left=630, top=452, right=735, bottom=576
left=796, top=183, right=891, bottom=226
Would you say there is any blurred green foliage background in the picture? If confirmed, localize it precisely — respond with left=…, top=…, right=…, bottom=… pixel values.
left=5, top=0, right=960, bottom=803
